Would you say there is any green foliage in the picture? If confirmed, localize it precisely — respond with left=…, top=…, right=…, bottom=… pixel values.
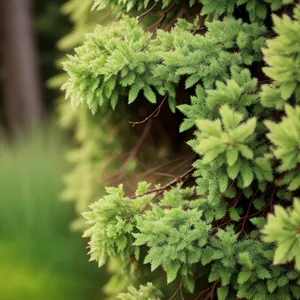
left=50, top=0, right=124, bottom=225
left=266, top=105, right=300, bottom=191
left=195, top=104, right=271, bottom=188
left=135, top=207, right=210, bottom=283
left=261, top=6, right=300, bottom=108
left=59, top=0, right=116, bottom=51
left=179, top=66, right=273, bottom=207
left=59, top=102, right=130, bottom=226
left=92, top=0, right=293, bottom=22
left=63, top=17, right=154, bottom=113
left=117, top=283, right=163, bottom=300
left=179, top=66, right=260, bottom=132
left=199, top=0, right=293, bottom=21
left=61, top=1, right=300, bottom=299
left=204, top=227, right=300, bottom=299
left=83, top=184, right=151, bottom=266
left=92, top=0, right=193, bottom=12
left=63, top=16, right=266, bottom=113
left=262, top=198, right=300, bottom=270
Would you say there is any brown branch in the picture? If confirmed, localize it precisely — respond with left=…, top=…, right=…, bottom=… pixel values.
left=107, top=119, right=152, bottom=181
left=231, top=192, right=241, bottom=208
left=208, top=280, right=219, bottom=300
left=180, top=283, right=185, bottom=300
left=100, top=6, right=114, bottom=21
left=138, top=0, right=161, bottom=21
left=270, top=186, right=276, bottom=214
left=193, top=281, right=219, bottom=300
left=140, top=156, right=189, bottom=177
left=146, top=0, right=178, bottom=33
left=132, top=166, right=195, bottom=199
left=193, top=286, right=212, bottom=300
left=221, top=180, right=236, bottom=199
left=129, top=93, right=168, bottom=126
left=164, top=8, right=187, bottom=32
left=241, top=188, right=259, bottom=234
left=169, top=277, right=184, bottom=300
left=246, top=206, right=269, bottom=219
left=153, top=172, right=177, bottom=179
left=135, top=167, right=195, bottom=214
left=218, top=219, right=233, bottom=228
left=147, top=13, right=166, bottom=33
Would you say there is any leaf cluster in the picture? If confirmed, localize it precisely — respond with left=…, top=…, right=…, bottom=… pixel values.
left=262, top=198, right=300, bottom=270
left=63, top=16, right=266, bottom=113
left=261, top=6, right=300, bottom=109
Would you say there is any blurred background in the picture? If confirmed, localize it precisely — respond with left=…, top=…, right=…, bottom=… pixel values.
left=0, top=0, right=109, bottom=299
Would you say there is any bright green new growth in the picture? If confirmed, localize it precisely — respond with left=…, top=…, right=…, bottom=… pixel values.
left=135, top=207, right=210, bottom=284
left=195, top=104, right=272, bottom=189
left=63, top=16, right=266, bottom=113
left=262, top=198, right=300, bottom=270
left=261, top=5, right=300, bottom=108
left=61, top=1, right=300, bottom=299
left=83, top=184, right=152, bottom=266
left=266, top=105, right=300, bottom=191
left=205, top=226, right=300, bottom=299
left=117, top=283, right=163, bottom=300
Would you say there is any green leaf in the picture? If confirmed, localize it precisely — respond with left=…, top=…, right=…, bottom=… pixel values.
left=250, top=217, right=266, bottom=227
left=229, top=207, right=240, bottom=221
left=201, top=246, right=217, bottom=265
left=280, top=82, right=296, bottom=100
left=227, top=161, right=240, bottom=179
left=143, top=85, right=157, bottom=103
left=129, top=84, right=143, bottom=104
left=166, top=262, right=181, bottom=283
left=237, top=270, right=251, bottom=284
left=227, top=148, right=239, bottom=166
left=267, top=279, right=277, bottom=293
left=217, top=286, right=229, bottom=300
left=240, top=163, right=254, bottom=187
left=238, top=144, right=253, bottom=159
left=288, top=174, right=300, bottom=191
left=257, top=268, right=272, bottom=279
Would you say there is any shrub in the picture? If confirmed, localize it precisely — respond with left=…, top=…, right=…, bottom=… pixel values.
left=62, top=1, right=300, bottom=299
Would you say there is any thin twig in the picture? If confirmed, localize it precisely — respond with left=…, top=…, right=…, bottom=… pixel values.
left=129, top=94, right=168, bottom=126
left=221, top=180, right=236, bottom=199
left=136, top=167, right=195, bottom=214
left=270, top=186, right=276, bottom=214
left=164, top=8, right=187, bottom=32
left=169, top=277, right=184, bottom=300
left=208, top=281, right=219, bottom=300
left=138, top=0, right=161, bottom=21
left=141, top=156, right=188, bottom=177
left=193, top=281, right=219, bottom=300
left=132, top=166, right=195, bottom=199
left=241, top=188, right=259, bottom=234
left=146, top=0, right=178, bottom=33
left=193, top=286, right=212, bottom=300
left=180, top=283, right=185, bottom=300
left=100, top=6, right=114, bottom=21
left=108, top=119, right=152, bottom=181
left=153, top=172, right=177, bottom=179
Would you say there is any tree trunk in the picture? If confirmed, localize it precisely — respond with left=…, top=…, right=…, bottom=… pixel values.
left=0, top=0, right=44, bottom=134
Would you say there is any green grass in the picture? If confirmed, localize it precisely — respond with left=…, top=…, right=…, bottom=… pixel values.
left=0, top=128, right=107, bottom=300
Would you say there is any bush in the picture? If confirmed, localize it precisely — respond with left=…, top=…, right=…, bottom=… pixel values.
left=62, top=1, right=300, bottom=299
